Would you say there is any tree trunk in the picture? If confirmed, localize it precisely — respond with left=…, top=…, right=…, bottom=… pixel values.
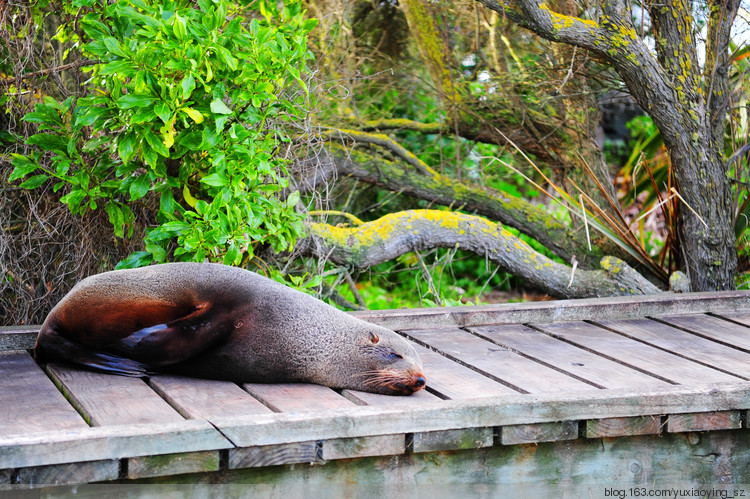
left=646, top=0, right=740, bottom=290
left=473, top=0, right=741, bottom=291
left=669, top=133, right=738, bottom=290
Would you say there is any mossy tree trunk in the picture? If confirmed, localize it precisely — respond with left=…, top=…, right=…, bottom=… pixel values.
left=399, top=0, right=461, bottom=117
left=474, top=0, right=741, bottom=291
left=399, top=0, right=613, bottom=188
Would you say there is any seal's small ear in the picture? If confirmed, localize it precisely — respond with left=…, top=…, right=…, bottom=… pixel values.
left=368, top=331, right=380, bottom=344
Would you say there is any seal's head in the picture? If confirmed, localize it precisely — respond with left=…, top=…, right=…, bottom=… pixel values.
left=356, top=330, right=427, bottom=395
left=310, top=325, right=426, bottom=395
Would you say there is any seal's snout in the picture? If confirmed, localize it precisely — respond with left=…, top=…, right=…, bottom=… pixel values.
left=404, top=372, right=427, bottom=394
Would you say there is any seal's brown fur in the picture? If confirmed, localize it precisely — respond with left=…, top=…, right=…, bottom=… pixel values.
left=35, top=263, right=426, bottom=395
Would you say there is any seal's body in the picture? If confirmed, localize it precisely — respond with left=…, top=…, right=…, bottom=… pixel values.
left=35, top=263, right=426, bottom=395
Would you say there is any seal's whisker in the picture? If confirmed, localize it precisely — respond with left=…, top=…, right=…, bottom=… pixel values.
left=361, top=369, right=408, bottom=387
left=352, top=370, right=385, bottom=379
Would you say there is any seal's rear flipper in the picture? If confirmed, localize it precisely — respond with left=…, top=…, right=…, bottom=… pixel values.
left=35, top=296, right=233, bottom=374
left=35, top=327, right=151, bottom=377
left=75, top=351, right=151, bottom=377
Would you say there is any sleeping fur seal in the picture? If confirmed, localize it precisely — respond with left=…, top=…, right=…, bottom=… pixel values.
left=35, top=263, right=426, bottom=395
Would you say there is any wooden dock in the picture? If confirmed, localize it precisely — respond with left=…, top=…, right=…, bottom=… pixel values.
left=4, top=290, right=750, bottom=493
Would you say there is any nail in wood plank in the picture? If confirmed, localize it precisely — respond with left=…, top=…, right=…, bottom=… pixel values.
left=595, top=318, right=750, bottom=379
left=470, top=324, right=668, bottom=389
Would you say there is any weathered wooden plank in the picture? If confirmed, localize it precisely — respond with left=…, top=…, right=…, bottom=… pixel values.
left=322, top=434, right=405, bottom=460
left=0, top=327, right=38, bottom=352
left=410, top=343, right=520, bottom=399
left=229, top=442, right=319, bottom=469
left=148, top=375, right=272, bottom=419
left=656, top=314, right=750, bottom=351
left=342, top=387, right=442, bottom=407
left=121, top=430, right=750, bottom=494
left=720, top=311, right=750, bottom=327
left=0, top=352, right=88, bottom=438
left=500, top=421, right=578, bottom=445
left=469, top=324, right=668, bottom=389
left=46, top=364, right=184, bottom=426
left=11, top=459, right=119, bottom=485
left=127, top=450, right=220, bottom=479
left=412, top=427, right=494, bottom=453
left=0, top=420, right=232, bottom=469
left=209, top=382, right=750, bottom=447
left=353, top=290, right=750, bottom=330
left=533, top=321, right=742, bottom=385
left=585, top=416, right=662, bottom=438
left=242, top=383, right=355, bottom=413
left=594, top=318, right=750, bottom=379
left=406, top=328, right=597, bottom=393
left=666, top=411, right=742, bottom=433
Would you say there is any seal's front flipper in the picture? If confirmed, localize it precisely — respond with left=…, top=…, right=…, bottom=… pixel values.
left=107, top=302, right=236, bottom=366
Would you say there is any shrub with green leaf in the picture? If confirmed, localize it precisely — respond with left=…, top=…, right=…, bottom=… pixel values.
left=9, top=0, right=316, bottom=267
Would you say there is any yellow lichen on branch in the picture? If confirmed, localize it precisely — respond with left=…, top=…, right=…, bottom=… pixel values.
left=539, top=3, right=599, bottom=31
left=309, top=211, right=365, bottom=226
left=357, top=118, right=447, bottom=134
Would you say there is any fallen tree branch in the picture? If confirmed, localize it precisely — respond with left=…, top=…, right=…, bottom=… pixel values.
left=300, top=209, right=662, bottom=299
left=294, top=146, right=604, bottom=268
left=314, top=128, right=438, bottom=176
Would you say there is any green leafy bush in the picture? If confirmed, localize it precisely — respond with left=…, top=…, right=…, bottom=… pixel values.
left=10, top=0, right=316, bottom=267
